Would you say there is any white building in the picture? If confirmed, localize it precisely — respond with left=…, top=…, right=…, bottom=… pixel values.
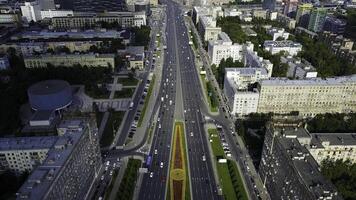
left=40, top=10, right=74, bottom=19
left=208, top=32, right=246, bottom=65
left=225, top=67, right=270, bottom=90
left=20, top=1, right=41, bottom=22
left=0, top=55, right=10, bottom=70
left=244, top=50, right=273, bottom=77
left=224, top=8, right=241, bottom=17
left=264, top=40, right=302, bottom=56
left=0, top=13, right=20, bottom=24
left=198, top=15, right=221, bottom=41
left=224, top=69, right=261, bottom=116
left=192, top=6, right=223, bottom=24
left=267, top=27, right=290, bottom=41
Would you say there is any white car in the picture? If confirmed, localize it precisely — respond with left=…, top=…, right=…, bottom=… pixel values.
left=160, top=162, right=164, bottom=168
left=109, top=170, right=113, bottom=176
left=100, top=175, right=104, bottom=181
left=190, top=132, right=194, bottom=137
left=150, top=172, right=154, bottom=178
left=154, top=149, right=158, bottom=154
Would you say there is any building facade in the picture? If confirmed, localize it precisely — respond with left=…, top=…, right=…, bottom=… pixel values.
left=198, top=15, right=221, bottom=41
left=0, top=137, right=56, bottom=173
left=277, top=13, right=296, bottom=29
left=51, top=11, right=146, bottom=29
left=323, top=16, right=346, bottom=35
left=24, top=53, right=115, bottom=68
left=40, top=10, right=74, bottom=19
left=296, top=3, right=313, bottom=27
left=208, top=32, right=245, bottom=65
left=308, top=7, right=327, bottom=32
left=257, top=75, right=356, bottom=117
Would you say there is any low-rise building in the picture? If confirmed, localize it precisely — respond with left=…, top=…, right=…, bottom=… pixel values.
left=282, top=56, right=318, bottom=79
left=252, top=9, right=267, bottom=19
left=244, top=50, right=273, bottom=77
left=208, top=32, right=245, bottom=65
left=295, top=27, right=318, bottom=39
left=259, top=124, right=342, bottom=200
left=20, top=1, right=41, bottom=22
left=24, top=53, right=115, bottom=68
left=223, top=8, right=241, bottom=17
left=40, top=10, right=74, bottom=19
left=198, top=15, right=221, bottom=41
left=119, top=46, right=145, bottom=70
left=51, top=11, right=146, bottom=29
left=16, top=119, right=101, bottom=200
left=277, top=13, right=296, bottom=29
left=267, top=27, right=289, bottom=41
left=263, top=40, right=302, bottom=56
left=257, top=75, right=356, bottom=117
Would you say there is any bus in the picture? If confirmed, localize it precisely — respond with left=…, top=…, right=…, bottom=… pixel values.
left=146, top=155, right=153, bottom=167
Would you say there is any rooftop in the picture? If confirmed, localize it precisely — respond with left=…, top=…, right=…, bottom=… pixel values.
left=311, top=133, right=356, bottom=148
left=264, top=40, right=302, bottom=48
left=17, top=120, right=87, bottom=200
left=0, top=136, right=57, bottom=151
left=11, top=30, right=125, bottom=40
left=275, top=127, right=342, bottom=199
left=261, top=74, right=356, bottom=86
left=225, top=67, right=268, bottom=76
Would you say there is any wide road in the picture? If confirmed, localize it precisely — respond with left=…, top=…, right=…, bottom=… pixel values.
left=137, top=3, right=178, bottom=199
left=166, top=1, right=221, bottom=199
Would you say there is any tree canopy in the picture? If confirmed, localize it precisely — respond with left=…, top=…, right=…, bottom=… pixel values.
left=307, top=113, right=356, bottom=133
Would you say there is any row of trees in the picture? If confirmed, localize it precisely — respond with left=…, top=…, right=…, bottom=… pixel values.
left=116, top=159, right=142, bottom=200
left=321, top=159, right=356, bottom=200
left=296, top=34, right=356, bottom=77
left=131, top=26, right=151, bottom=48
left=307, top=113, right=356, bottom=133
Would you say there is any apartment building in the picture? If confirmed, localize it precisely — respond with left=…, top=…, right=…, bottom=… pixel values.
left=282, top=56, right=318, bottom=79
left=17, top=119, right=101, bottom=200
left=259, top=124, right=342, bottom=200
left=198, top=15, right=221, bottom=41
left=263, top=40, right=302, bottom=56
left=51, top=11, right=146, bottom=29
left=208, top=32, right=247, bottom=65
left=0, top=137, right=57, bottom=173
left=267, top=27, right=290, bottom=41
left=20, top=1, right=41, bottom=22
left=24, top=53, right=115, bottom=68
left=257, top=75, right=356, bottom=117
left=308, top=133, right=356, bottom=164
left=192, top=6, right=223, bottom=24
left=0, top=13, right=20, bottom=24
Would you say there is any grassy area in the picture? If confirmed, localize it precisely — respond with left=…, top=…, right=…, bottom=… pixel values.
left=137, top=75, right=156, bottom=127
left=85, top=85, right=110, bottom=99
left=117, top=77, right=138, bottom=86
left=100, top=111, right=125, bottom=147
left=148, top=122, right=155, bottom=144
left=208, top=129, right=248, bottom=200
left=168, top=122, right=190, bottom=200
left=114, top=88, right=135, bottom=98
left=206, top=81, right=219, bottom=112
left=115, top=159, right=142, bottom=200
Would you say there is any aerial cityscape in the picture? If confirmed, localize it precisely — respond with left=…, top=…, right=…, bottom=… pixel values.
left=0, top=0, right=355, bottom=199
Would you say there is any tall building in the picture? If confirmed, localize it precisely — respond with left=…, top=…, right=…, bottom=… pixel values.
left=323, top=16, right=347, bottom=35
left=197, top=15, right=221, bottom=41
left=308, top=7, right=327, bottom=32
left=39, top=0, right=55, bottom=10
left=257, top=75, right=356, bottom=117
left=17, top=119, right=101, bottom=200
left=283, top=0, right=298, bottom=16
left=263, top=0, right=276, bottom=11
left=20, top=1, right=41, bottom=22
left=296, top=3, right=313, bottom=27
left=259, top=124, right=342, bottom=200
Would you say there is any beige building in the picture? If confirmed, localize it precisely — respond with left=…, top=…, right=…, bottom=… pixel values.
left=257, top=75, right=356, bottom=117
left=24, top=53, right=115, bottom=68
left=0, top=137, right=56, bottom=173
left=308, top=133, right=356, bottom=164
